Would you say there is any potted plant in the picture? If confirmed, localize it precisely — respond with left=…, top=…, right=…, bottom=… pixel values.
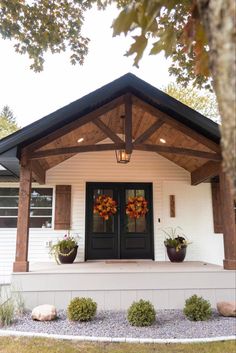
left=49, top=233, right=78, bottom=264
left=162, top=227, right=190, bottom=262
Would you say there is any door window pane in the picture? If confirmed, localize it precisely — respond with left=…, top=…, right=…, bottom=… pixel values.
left=125, top=189, right=147, bottom=233
left=93, top=188, right=115, bottom=233
left=136, top=216, right=146, bottom=232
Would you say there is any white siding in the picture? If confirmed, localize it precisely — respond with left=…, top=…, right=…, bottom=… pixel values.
left=0, top=150, right=224, bottom=281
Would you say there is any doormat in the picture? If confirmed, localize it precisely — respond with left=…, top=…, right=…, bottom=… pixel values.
left=105, top=260, right=137, bottom=264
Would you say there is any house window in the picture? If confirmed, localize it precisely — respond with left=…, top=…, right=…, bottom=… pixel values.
left=0, top=187, right=53, bottom=228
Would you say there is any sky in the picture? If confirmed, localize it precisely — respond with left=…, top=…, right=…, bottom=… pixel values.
left=0, top=5, right=173, bottom=128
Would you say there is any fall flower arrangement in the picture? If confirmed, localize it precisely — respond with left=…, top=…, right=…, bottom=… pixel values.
left=49, top=233, right=78, bottom=264
left=126, top=196, right=148, bottom=219
left=93, top=194, right=117, bottom=220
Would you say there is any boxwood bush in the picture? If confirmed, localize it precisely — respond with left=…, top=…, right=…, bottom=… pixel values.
left=67, top=297, right=97, bottom=321
left=183, top=294, right=212, bottom=321
left=127, top=299, right=156, bottom=327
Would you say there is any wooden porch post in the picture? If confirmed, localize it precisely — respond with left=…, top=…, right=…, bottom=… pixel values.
left=219, top=171, right=236, bottom=270
left=13, top=161, right=32, bottom=272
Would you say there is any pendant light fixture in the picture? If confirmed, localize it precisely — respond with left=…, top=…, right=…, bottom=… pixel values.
left=115, top=114, right=131, bottom=164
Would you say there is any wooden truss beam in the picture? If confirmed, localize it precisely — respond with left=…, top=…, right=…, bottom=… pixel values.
left=125, top=93, right=132, bottom=154
left=31, top=143, right=125, bottom=159
left=25, top=96, right=125, bottom=156
left=93, top=118, right=123, bottom=144
left=31, top=142, right=221, bottom=161
left=191, top=161, right=221, bottom=185
left=135, top=144, right=221, bottom=161
left=133, top=97, right=220, bottom=153
left=134, top=119, right=165, bottom=144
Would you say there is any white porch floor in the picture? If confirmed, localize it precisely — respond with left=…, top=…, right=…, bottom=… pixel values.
left=11, top=261, right=236, bottom=311
left=29, top=260, right=224, bottom=273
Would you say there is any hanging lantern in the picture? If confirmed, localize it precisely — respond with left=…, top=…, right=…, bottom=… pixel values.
left=115, top=149, right=131, bottom=164
left=115, top=114, right=132, bottom=164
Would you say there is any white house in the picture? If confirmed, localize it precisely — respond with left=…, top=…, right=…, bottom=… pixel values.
left=0, top=74, right=235, bottom=310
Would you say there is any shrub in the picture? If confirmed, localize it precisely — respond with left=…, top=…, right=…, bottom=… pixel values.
left=67, top=297, right=97, bottom=321
left=0, top=299, right=14, bottom=326
left=127, top=299, right=156, bottom=327
left=183, top=294, right=212, bottom=321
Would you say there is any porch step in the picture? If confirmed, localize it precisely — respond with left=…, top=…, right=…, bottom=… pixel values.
left=11, top=261, right=236, bottom=311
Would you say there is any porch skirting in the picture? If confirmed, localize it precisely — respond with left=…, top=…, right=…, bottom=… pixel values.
left=11, top=261, right=236, bottom=310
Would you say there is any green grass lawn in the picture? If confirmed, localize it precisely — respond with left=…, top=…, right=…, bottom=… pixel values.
left=0, top=337, right=235, bottom=353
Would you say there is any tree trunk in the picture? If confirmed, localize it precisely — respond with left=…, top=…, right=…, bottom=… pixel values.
left=197, top=0, right=236, bottom=197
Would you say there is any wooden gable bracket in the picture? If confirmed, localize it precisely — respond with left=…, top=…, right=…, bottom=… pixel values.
left=92, top=118, right=124, bottom=144
left=191, top=161, right=221, bottom=185
left=21, top=149, right=46, bottom=184
left=31, top=161, right=46, bottom=184
left=25, top=95, right=125, bottom=157
left=133, top=96, right=220, bottom=154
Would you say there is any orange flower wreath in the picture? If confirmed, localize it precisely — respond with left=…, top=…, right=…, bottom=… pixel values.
left=126, top=196, right=148, bottom=219
left=93, top=195, right=117, bottom=221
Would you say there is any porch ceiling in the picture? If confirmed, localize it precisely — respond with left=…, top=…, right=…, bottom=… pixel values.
left=30, top=95, right=221, bottom=174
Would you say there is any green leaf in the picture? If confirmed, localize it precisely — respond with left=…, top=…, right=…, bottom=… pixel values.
left=150, top=29, right=176, bottom=57
left=125, top=34, right=148, bottom=67
left=112, top=8, right=137, bottom=36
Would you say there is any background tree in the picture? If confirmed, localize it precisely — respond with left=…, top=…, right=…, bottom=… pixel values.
left=0, top=0, right=92, bottom=72
left=0, top=0, right=235, bottom=194
left=112, top=0, right=235, bottom=195
left=0, top=106, right=19, bottom=138
left=164, top=83, right=220, bottom=123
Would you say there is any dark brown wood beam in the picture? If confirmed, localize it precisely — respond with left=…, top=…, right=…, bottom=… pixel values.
left=93, top=118, right=124, bottom=144
left=13, top=163, right=32, bottom=272
left=134, top=119, right=165, bottom=144
left=135, top=144, right=222, bottom=161
left=31, top=143, right=125, bottom=159
left=191, top=161, right=221, bottom=185
left=31, top=142, right=222, bottom=162
left=211, top=181, right=223, bottom=233
left=25, top=96, right=125, bottom=156
left=125, top=93, right=132, bottom=154
left=133, top=97, right=220, bottom=153
left=31, top=161, right=46, bottom=184
left=219, top=171, right=236, bottom=270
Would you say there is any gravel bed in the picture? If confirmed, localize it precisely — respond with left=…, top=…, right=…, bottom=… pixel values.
left=2, top=310, right=236, bottom=339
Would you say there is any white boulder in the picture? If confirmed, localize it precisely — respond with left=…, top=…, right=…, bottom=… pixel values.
left=217, top=301, right=236, bottom=317
left=32, top=304, right=57, bottom=321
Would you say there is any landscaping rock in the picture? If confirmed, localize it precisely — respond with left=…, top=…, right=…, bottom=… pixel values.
left=32, top=304, right=57, bottom=321
left=4, top=309, right=236, bottom=339
left=217, top=301, right=236, bottom=317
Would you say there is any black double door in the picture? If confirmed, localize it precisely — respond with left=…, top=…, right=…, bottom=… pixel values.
left=85, top=182, right=154, bottom=260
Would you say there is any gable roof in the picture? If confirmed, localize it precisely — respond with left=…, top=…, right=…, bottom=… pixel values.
left=0, top=73, right=220, bottom=179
